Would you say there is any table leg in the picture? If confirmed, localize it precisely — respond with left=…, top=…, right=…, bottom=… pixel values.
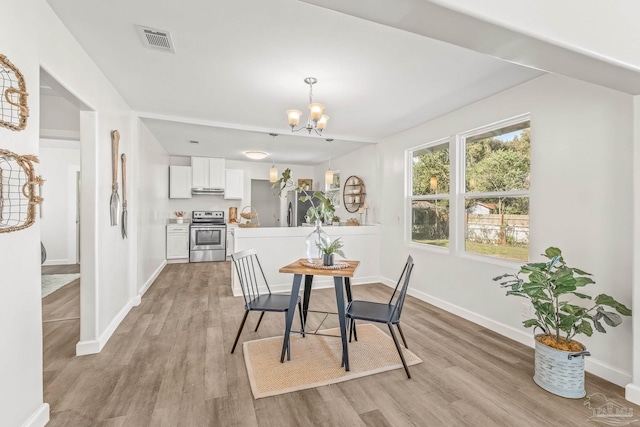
left=302, top=275, right=314, bottom=325
left=281, top=273, right=303, bottom=363
left=334, top=276, right=349, bottom=371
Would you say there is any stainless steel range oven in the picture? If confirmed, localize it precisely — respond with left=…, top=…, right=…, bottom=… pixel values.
left=190, top=211, right=227, bottom=262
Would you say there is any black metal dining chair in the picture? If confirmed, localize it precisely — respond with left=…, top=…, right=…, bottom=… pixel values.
left=346, top=255, right=414, bottom=378
left=230, top=248, right=305, bottom=355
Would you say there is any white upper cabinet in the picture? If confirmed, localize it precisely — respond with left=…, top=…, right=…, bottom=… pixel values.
left=191, top=157, right=225, bottom=189
left=224, top=169, right=244, bottom=200
left=169, top=166, right=192, bottom=199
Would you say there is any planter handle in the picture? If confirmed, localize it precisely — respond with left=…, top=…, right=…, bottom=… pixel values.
left=567, top=351, right=591, bottom=360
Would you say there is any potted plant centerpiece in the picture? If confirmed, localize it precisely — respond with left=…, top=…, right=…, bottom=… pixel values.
left=494, top=247, right=631, bottom=398
left=272, top=168, right=338, bottom=262
left=316, top=236, right=345, bottom=266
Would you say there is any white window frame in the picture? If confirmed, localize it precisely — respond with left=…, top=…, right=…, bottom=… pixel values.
left=405, top=137, right=451, bottom=253
left=455, top=113, right=531, bottom=267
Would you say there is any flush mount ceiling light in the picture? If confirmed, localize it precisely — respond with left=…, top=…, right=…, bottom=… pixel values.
left=286, top=77, right=329, bottom=136
left=244, top=151, right=268, bottom=160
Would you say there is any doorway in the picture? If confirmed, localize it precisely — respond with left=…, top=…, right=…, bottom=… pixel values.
left=250, top=179, right=280, bottom=227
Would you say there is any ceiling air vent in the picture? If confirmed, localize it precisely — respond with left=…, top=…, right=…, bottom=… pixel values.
left=136, top=25, right=175, bottom=54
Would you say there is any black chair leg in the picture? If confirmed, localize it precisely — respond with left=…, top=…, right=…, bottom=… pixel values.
left=397, top=323, right=408, bottom=348
left=352, top=318, right=358, bottom=342
left=231, top=310, right=249, bottom=354
left=388, top=324, right=411, bottom=379
left=254, top=312, right=265, bottom=332
left=349, top=317, right=353, bottom=343
left=297, top=301, right=305, bottom=337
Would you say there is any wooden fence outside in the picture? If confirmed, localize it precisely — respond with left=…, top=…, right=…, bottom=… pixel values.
left=466, top=214, right=529, bottom=244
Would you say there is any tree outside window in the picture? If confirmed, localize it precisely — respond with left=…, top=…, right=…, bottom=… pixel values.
left=410, top=140, right=450, bottom=247
left=463, top=120, right=530, bottom=262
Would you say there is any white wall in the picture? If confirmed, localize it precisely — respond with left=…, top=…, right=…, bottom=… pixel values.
left=0, top=1, right=155, bottom=425
left=315, top=144, right=380, bottom=224
left=136, top=121, right=170, bottom=296
left=0, top=3, right=47, bottom=425
left=380, top=73, right=634, bottom=386
left=38, top=147, right=80, bottom=265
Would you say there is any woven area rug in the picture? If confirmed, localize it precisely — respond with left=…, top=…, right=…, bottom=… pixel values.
left=243, top=323, right=422, bottom=399
left=42, top=274, right=80, bottom=298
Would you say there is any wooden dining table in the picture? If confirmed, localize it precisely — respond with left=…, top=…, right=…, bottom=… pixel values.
left=279, top=259, right=360, bottom=371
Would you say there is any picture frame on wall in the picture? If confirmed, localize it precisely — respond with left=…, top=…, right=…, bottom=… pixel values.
left=298, top=178, right=313, bottom=191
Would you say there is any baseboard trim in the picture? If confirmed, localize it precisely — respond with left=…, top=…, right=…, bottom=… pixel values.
left=626, top=383, right=640, bottom=405
left=380, top=277, right=632, bottom=388
left=134, top=260, right=167, bottom=305
left=21, top=403, right=49, bottom=427
left=76, top=299, right=134, bottom=356
left=42, top=259, right=71, bottom=266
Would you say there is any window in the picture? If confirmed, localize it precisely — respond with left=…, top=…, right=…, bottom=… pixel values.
left=462, top=118, right=530, bottom=262
left=409, top=139, right=450, bottom=248
left=406, top=115, right=530, bottom=263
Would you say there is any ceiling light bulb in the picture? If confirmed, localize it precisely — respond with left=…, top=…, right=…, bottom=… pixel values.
left=317, top=114, right=329, bottom=130
left=308, top=103, right=325, bottom=121
left=325, top=169, right=333, bottom=185
left=286, top=110, right=302, bottom=127
left=244, top=151, right=268, bottom=160
left=270, top=166, right=278, bottom=183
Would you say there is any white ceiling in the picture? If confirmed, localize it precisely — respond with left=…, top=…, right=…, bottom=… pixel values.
left=45, top=0, right=543, bottom=165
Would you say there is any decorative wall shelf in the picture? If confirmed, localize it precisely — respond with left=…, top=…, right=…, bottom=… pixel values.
left=343, top=175, right=365, bottom=213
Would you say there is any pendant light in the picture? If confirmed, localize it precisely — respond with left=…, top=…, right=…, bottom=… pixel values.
left=286, top=77, right=329, bottom=136
left=269, top=133, right=278, bottom=182
left=325, top=138, right=334, bottom=185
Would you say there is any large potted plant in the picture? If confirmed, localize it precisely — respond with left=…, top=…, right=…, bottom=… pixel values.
left=272, top=168, right=338, bottom=262
left=494, top=247, right=632, bottom=398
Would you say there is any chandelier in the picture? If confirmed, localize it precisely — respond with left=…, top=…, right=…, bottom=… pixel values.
left=286, top=77, right=329, bottom=136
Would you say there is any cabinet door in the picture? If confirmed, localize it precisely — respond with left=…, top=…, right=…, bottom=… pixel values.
left=226, top=229, right=234, bottom=256
left=169, top=166, right=192, bottom=198
left=191, top=157, right=209, bottom=188
left=167, top=228, right=189, bottom=259
left=224, top=169, right=244, bottom=200
left=209, top=158, right=225, bottom=189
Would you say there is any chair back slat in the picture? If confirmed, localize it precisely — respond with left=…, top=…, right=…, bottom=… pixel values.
left=389, top=255, right=414, bottom=321
left=231, top=248, right=271, bottom=307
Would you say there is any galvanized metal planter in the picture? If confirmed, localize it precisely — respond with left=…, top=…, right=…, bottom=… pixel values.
left=533, top=334, right=591, bottom=399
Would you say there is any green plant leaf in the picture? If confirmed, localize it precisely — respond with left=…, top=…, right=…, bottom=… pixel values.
left=592, top=316, right=606, bottom=333
left=572, top=268, right=592, bottom=276
left=575, top=320, right=593, bottom=337
left=571, top=292, right=592, bottom=300
left=544, top=247, right=562, bottom=258
left=573, top=277, right=595, bottom=287
left=597, top=307, right=623, bottom=327
left=594, top=294, right=632, bottom=316
left=522, top=319, right=544, bottom=329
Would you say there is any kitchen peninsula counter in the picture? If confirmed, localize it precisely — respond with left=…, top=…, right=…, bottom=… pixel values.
left=230, top=225, right=380, bottom=296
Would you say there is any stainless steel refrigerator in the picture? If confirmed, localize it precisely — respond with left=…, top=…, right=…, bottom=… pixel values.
left=286, top=190, right=324, bottom=227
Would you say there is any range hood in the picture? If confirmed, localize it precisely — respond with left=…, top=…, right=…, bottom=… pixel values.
left=191, top=187, right=225, bottom=195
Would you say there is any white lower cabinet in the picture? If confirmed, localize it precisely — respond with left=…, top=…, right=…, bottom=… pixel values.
left=226, top=225, right=236, bottom=256
left=167, top=224, right=190, bottom=261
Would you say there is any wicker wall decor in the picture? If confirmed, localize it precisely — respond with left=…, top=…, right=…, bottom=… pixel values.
left=0, top=149, right=43, bottom=233
left=0, top=54, right=29, bottom=131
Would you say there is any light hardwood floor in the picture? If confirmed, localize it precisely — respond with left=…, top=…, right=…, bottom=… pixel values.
left=42, top=261, right=638, bottom=426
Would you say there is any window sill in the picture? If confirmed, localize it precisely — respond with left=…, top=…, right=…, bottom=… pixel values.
left=457, top=250, right=525, bottom=269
